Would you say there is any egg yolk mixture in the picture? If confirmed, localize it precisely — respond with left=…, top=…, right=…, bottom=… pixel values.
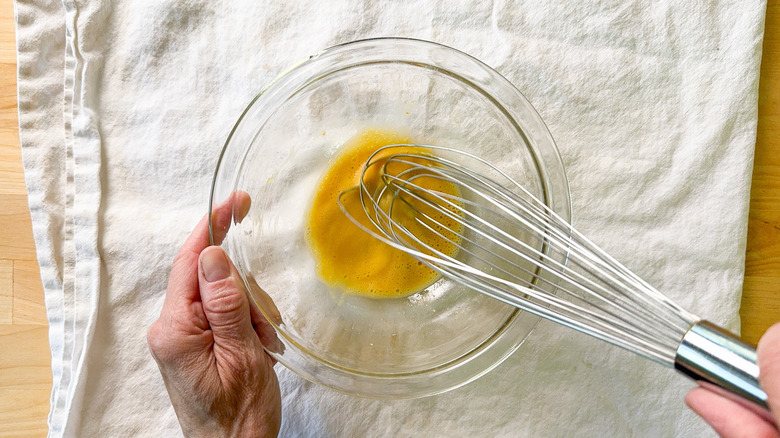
left=305, top=128, right=462, bottom=299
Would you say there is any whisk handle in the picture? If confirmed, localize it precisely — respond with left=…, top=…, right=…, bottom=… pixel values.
left=674, top=320, right=769, bottom=411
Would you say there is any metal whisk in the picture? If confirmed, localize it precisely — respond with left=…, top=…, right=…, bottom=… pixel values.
left=338, top=144, right=768, bottom=411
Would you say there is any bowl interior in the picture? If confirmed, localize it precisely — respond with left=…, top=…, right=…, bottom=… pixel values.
left=211, top=38, right=570, bottom=398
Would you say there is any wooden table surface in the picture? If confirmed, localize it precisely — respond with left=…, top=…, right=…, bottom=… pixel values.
left=2, top=1, right=780, bottom=436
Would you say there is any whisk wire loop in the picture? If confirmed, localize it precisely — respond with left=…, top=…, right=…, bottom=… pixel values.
left=336, top=144, right=700, bottom=366
left=373, top=165, right=686, bottom=362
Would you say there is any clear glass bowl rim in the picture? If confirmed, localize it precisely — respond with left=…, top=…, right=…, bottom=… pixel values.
left=209, top=37, right=572, bottom=399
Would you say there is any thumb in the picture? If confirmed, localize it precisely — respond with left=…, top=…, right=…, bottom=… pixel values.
left=758, top=322, right=780, bottom=426
left=198, top=246, right=257, bottom=345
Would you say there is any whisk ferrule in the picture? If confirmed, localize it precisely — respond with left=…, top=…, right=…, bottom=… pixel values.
left=674, top=320, right=768, bottom=410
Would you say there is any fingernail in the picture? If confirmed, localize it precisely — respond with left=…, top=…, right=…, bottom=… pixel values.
left=201, top=247, right=230, bottom=282
left=235, top=191, right=252, bottom=222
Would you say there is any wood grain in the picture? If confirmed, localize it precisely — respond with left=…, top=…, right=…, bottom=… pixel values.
left=0, top=325, right=52, bottom=438
left=741, top=0, right=780, bottom=344
left=13, top=260, right=45, bottom=325
left=0, top=0, right=779, bottom=436
left=0, top=0, right=51, bottom=435
left=0, top=260, right=12, bottom=325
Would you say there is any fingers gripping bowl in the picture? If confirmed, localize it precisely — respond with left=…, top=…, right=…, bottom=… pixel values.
left=209, top=38, right=571, bottom=398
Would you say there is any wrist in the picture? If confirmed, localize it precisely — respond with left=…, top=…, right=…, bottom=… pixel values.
left=178, top=408, right=279, bottom=438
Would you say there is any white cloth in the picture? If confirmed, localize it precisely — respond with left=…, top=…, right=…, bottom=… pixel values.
left=15, top=1, right=765, bottom=436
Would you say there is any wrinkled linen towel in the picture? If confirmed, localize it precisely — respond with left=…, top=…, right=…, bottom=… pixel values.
left=15, top=0, right=765, bottom=436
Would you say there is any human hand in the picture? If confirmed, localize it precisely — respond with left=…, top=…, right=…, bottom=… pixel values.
left=686, top=322, right=780, bottom=438
left=147, top=192, right=282, bottom=438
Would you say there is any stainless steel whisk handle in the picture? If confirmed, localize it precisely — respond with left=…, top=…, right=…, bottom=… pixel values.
left=674, top=320, right=768, bottom=410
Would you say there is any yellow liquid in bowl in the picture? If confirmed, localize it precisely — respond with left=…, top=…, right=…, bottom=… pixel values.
left=305, top=129, right=461, bottom=299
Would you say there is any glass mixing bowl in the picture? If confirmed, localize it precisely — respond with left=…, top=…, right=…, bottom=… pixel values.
left=209, top=38, right=571, bottom=398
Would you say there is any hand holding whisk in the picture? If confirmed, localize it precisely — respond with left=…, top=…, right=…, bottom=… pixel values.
left=339, top=144, right=770, bottom=415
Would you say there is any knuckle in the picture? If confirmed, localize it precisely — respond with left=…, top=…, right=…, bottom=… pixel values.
left=146, top=320, right=170, bottom=360
left=171, top=250, right=190, bottom=270
left=203, top=283, right=246, bottom=319
left=171, top=245, right=201, bottom=272
left=243, top=348, right=263, bottom=372
left=171, top=251, right=195, bottom=276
